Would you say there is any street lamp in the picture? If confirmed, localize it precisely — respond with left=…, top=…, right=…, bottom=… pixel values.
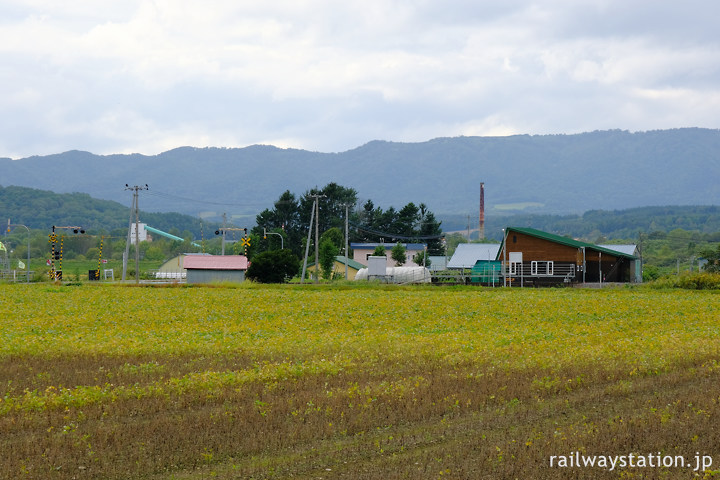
left=7, top=221, right=30, bottom=283
left=263, top=228, right=284, bottom=250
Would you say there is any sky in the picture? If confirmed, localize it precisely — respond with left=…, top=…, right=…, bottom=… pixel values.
left=1, top=0, right=719, bottom=159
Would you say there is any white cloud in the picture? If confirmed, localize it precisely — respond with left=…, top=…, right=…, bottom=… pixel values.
left=0, top=0, right=718, bottom=158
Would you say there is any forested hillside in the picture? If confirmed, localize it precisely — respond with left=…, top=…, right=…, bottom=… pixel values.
left=1, top=129, right=719, bottom=220
left=4, top=184, right=720, bottom=245
left=443, top=205, right=720, bottom=242
left=0, top=185, right=208, bottom=237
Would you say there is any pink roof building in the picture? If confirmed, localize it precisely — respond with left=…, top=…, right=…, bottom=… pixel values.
left=183, top=255, right=249, bottom=270
left=183, top=255, right=249, bottom=283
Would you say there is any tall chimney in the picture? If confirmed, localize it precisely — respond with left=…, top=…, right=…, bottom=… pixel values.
left=479, top=182, right=485, bottom=240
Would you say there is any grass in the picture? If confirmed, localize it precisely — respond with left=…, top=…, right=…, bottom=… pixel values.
left=1, top=283, right=719, bottom=479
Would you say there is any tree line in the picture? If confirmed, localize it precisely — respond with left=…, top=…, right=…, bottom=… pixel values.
left=246, top=183, right=444, bottom=281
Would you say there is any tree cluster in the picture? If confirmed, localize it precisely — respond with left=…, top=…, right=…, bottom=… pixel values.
left=249, top=183, right=444, bottom=281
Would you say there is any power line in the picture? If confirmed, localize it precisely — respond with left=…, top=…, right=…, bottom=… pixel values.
left=144, top=190, right=293, bottom=208
left=349, top=222, right=444, bottom=241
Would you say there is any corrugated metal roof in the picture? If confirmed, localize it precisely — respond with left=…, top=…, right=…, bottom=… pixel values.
left=501, top=227, right=637, bottom=259
left=334, top=256, right=365, bottom=271
left=597, top=244, right=638, bottom=256
left=308, top=256, right=366, bottom=271
left=447, top=243, right=501, bottom=269
left=183, top=255, right=248, bottom=270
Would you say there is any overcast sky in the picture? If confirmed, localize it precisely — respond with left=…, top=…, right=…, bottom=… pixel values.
left=1, top=0, right=718, bottom=159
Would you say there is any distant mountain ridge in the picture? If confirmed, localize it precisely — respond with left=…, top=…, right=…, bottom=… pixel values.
left=1, top=128, right=719, bottom=221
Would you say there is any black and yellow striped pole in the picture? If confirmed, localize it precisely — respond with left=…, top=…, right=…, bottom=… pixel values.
left=96, top=235, right=104, bottom=280
left=48, top=231, right=59, bottom=281
left=48, top=225, right=85, bottom=282
left=58, top=235, right=64, bottom=280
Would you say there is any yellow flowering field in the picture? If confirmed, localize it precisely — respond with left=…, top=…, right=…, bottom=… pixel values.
left=1, top=283, right=720, bottom=479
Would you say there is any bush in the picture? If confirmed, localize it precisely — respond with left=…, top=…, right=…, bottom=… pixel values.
left=642, top=265, right=660, bottom=282
left=246, top=249, right=300, bottom=283
left=648, top=272, right=720, bottom=290
left=677, top=272, right=720, bottom=290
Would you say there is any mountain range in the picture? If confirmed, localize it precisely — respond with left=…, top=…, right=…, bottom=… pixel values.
left=1, top=128, right=719, bottom=224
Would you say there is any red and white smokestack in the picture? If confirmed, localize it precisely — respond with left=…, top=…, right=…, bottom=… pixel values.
left=479, top=182, right=485, bottom=240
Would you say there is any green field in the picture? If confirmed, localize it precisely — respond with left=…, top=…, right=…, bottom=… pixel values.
left=1, top=283, right=720, bottom=479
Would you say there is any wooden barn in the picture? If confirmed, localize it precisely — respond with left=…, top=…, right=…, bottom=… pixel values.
left=497, top=227, right=639, bottom=286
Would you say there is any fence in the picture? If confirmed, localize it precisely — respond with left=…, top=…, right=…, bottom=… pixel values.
left=0, top=270, right=34, bottom=282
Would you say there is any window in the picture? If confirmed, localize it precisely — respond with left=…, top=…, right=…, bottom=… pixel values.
left=531, top=261, right=554, bottom=276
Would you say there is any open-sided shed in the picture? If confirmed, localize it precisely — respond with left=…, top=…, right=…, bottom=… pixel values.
left=498, top=227, right=639, bottom=286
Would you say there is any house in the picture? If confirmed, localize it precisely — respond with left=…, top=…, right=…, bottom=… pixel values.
left=350, top=243, right=427, bottom=267
left=497, top=227, right=639, bottom=286
left=305, top=255, right=365, bottom=280
left=183, top=255, right=249, bottom=284
left=447, top=243, right=501, bottom=270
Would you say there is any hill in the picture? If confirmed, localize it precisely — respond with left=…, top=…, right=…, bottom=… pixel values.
left=3, top=185, right=720, bottom=246
left=443, top=205, right=720, bottom=242
left=0, top=185, right=209, bottom=237
left=1, top=129, right=719, bottom=221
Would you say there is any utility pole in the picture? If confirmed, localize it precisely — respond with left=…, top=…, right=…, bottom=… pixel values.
left=341, top=203, right=352, bottom=280
left=637, top=231, right=644, bottom=283
left=123, top=184, right=148, bottom=283
left=221, top=213, right=227, bottom=255
left=309, top=193, right=326, bottom=283
left=300, top=198, right=316, bottom=284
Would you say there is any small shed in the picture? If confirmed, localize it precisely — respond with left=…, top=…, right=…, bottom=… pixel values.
left=306, top=255, right=365, bottom=280
left=471, top=260, right=502, bottom=285
left=183, top=255, right=249, bottom=284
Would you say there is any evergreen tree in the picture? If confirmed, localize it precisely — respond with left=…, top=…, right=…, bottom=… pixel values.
left=391, top=243, right=406, bottom=266
left=319, top=238, right=339, bottom=280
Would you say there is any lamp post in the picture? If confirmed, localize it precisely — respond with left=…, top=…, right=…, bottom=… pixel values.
left=263, top=228, right=284, bottom=250
left=7, top=222, right=30, bottom=283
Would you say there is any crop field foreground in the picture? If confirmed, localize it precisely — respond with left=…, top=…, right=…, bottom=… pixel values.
left=1, top=283, right=720, bottom=479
